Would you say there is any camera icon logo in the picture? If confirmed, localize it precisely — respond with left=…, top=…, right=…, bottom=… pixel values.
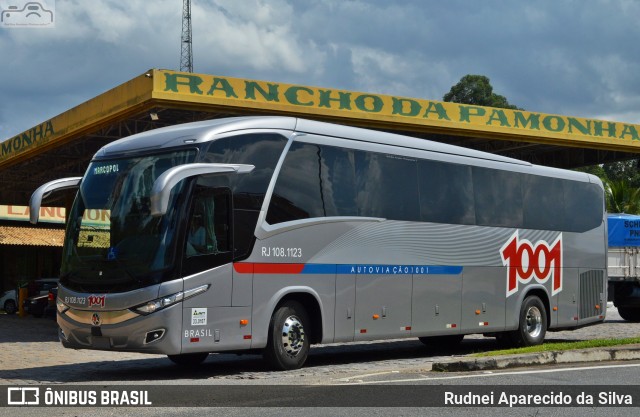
left=1, top=1, right=54, bottom=27
left=7, top=387, right=40, bottom=405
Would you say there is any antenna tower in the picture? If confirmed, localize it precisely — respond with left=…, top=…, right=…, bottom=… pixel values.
left=180, top=0, right=193, bottom=72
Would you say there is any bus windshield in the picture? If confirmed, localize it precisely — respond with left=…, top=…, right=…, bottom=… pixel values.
left=61, top=150, right=196, bottom=292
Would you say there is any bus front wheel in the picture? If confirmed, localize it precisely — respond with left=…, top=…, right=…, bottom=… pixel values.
left=263, top=301, right=310, bottom=370
left=509, top=295, right=547, bottom=347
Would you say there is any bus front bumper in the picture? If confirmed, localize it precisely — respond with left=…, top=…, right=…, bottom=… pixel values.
left=57, top=304, right=183, bottom=355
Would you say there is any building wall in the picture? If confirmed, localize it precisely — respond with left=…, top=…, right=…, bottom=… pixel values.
left=0, top=245, right=62, bottom=293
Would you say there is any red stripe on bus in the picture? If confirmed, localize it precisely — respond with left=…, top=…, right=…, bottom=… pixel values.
left=233, top=263, right=305, bottom=274
left=233, top=263, right=254, bottom=274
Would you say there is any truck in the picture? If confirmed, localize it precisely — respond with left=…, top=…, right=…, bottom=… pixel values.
left=607, top=214, right=640, bottom=321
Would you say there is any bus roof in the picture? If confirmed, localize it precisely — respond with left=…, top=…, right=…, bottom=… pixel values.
left=294, top=117, right=530, bottom=166
left=96, top=116, right=525, bottom=164
left=94, top=116, right=595, bottom=183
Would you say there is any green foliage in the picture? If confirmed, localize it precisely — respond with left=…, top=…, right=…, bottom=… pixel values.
left=475, top=336, right=640, bottom=357
left=604, top=179, right=640, bottom=214
left=603, top=160, right=640, bottom=188
left=443, top=74, right=521, bottom=110
left=575, top=161, right=640, bottom=214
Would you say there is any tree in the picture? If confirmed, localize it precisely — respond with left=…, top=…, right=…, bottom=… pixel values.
left=575, top=163, right=640, bottom=213
left=604, top=179, right=640, bottom=214
left=603, top=160, right=640, bottom=188
left=443, top=75, right=521, bottom=110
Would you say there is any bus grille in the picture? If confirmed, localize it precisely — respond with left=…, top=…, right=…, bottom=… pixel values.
left=579, top=270, right=604, bottom=319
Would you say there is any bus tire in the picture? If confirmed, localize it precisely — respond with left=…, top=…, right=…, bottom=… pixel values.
left=418, top=334, right=464, bottom=348
left=263, top=301, right=310, bottom=370
left=618, top=307, right=640, bottom=322
left=509, top=295, right=547, bottom=347
left=167, top=352, right=209, bottom=366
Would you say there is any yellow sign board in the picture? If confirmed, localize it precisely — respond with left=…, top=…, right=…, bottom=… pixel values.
left=2, top=68, right=640, bottom=171
left=0, top=205, right=65, bottom=223
left=154, top=69, right=640, bottom=151
left=0, top=205, right=110, bottom=227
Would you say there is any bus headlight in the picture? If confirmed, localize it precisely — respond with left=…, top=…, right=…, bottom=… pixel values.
left=56, top=298, right=70, bottom=314
left=133, top=292, right=183, bottom=315
left=131, top=284, right=210, bottom=315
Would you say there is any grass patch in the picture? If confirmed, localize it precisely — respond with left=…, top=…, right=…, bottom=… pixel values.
left=475, top=337, right=640, bottom=357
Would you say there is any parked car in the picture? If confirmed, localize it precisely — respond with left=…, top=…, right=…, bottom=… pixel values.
left=0, top=278, right=59, bottom=315
left=44, top=287, right=57, bottom=319
left=0, top=289, right=17, bottom=314
left=23, top=294, right=49, bottom=317
left=27, top=278, right=59, bottom=296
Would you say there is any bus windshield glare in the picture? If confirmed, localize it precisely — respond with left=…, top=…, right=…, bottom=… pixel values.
left=61, top=150, right=196, bottom=291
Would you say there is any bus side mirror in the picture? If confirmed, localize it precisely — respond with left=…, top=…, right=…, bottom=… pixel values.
left=29, top=177, right=82, bottom=224
left=150, top=163, right=254, bottom=217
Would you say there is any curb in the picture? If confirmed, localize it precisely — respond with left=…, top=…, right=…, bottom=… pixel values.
left=431, top=344, right=640, bottom=372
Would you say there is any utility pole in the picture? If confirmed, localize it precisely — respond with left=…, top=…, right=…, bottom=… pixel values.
left=180, top=0, right=193, bottom=73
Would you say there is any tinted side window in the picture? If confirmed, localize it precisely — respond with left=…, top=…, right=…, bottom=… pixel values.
left=204, top=133, right=287, bottom=259
left=355, top=152, right=420, bottom=221
left=267, top=143, right=421, bottom=224
left=205, top=134, right=287, bottom=210
left=266, top=142, right=357, bottom=224
left=564, top=181, right=603, bottom=232
left=182, top=187, right=233, bottom=276
left=473, top=167, right=523, bottom=228
left=523, top=175, right=565, bottom=230
left=265, top=141, right=602, bottom=232
left=418, top=160, right=475, bottom=225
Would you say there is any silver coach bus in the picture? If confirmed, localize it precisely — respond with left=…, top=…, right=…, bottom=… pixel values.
left=30, top=117, right=606, bottom=370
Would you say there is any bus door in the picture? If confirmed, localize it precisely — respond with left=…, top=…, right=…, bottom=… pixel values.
left=180, top=186, right=236, bottom=352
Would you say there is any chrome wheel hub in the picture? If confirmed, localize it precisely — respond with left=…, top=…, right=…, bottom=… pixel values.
left=281, top=315, right=305, bottom=356
left=525, top=306, right=543, bottom=338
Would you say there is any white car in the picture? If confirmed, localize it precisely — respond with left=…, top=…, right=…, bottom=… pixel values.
left=0, top=289, right=17, bottom=314
left=1, top=278, right=59, bottom=315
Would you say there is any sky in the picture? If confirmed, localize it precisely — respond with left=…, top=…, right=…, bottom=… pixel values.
left=1, top=0, right=640, bottom=140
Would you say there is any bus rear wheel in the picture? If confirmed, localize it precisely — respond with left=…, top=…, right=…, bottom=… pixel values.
left=263, top=301, right=310, bottom=370
left=508, top=295, right=547, bottom=347
left=167, top=352, right=209, bottom=366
